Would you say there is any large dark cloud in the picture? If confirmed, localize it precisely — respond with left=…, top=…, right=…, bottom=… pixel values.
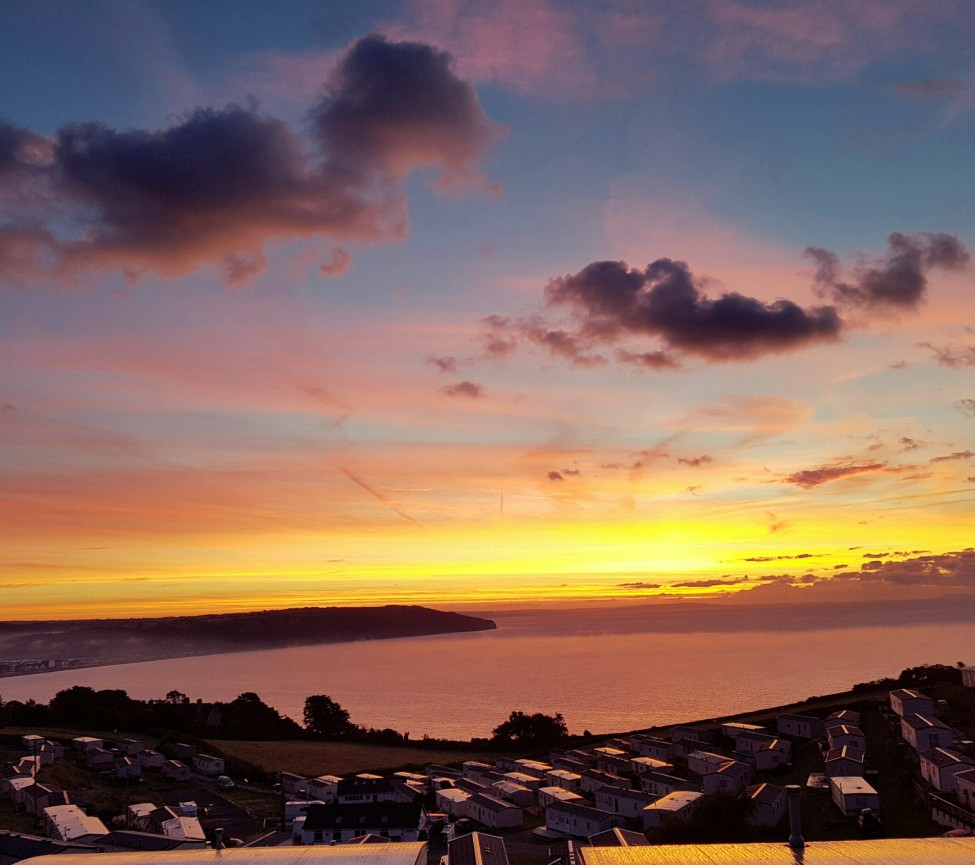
left=806, top=232, right=969, bottom=309
left=545, top=258, right=842, bottom=361
left=0, top=35, right=502, bottom=285
left=783, top=461, right=890, bottom=488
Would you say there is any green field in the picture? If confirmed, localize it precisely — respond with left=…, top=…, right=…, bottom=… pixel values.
left=206, top=739, right=496, bottom=776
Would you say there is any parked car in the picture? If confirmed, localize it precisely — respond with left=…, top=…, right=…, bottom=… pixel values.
left=216, top=775, right=236, bottom=790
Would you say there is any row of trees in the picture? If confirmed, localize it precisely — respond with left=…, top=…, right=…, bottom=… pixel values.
left=0, top=686, right=570, bottom=750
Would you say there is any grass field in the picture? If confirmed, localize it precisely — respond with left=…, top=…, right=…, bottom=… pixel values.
left=207, top=739, right=496, bottom=776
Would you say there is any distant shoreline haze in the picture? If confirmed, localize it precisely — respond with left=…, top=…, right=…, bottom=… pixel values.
left=0, top=605, right=495, bottom=675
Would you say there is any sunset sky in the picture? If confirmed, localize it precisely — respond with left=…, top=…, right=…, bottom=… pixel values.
left=2, top=0, right=975, bottom=620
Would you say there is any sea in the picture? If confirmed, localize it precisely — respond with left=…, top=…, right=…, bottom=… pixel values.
left=2, top=603, right=972, bottom=740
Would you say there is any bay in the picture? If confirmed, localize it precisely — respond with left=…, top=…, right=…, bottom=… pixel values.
left=1, top=606, right=972, bottom=740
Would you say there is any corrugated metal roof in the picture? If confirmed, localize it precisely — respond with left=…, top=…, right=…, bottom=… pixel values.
left=23, top=842, right=428, bottom=865
left=577, top=838, right=975, bottom=865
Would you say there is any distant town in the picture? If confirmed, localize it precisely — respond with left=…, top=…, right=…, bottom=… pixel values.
left=2, top=663, right=975, bottom=864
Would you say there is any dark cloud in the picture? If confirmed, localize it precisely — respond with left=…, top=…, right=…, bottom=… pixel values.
left=931, top=450, right=974, bottom=462
left=547, top=471, right=564, bottom=481
left=677, top=455, right=713, bottom=467
left=899, top=436, right=922, bottom=451
left=921, top=342, right=975, bottom=367
left=783, top=461, right=889, bottom=488
left=544, top=258, right=842, bottom=362
left=441, top=380, right=484, bottom=398
left=427, top=355, right=458, bottom=374
left=0, top=36, right=502, bottom=286
left=673, top=576, right=749, bottom=588
left=955, top=399, right=975, bottom=417
left=832, top=549, right=975, bottom=588
left=618, top=581, right=661, bottom=590
left=743, top=553, right=815, bottom=562
left=806, top=232, right=969, bottom=309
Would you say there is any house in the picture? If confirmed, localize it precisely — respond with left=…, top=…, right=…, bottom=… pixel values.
left=456, top=778, right=489, bottom=796
left=824, top=746, right=865, bottom=778
left=115, top=757, right=141, bottom=779
left=502, top=771, right=542, bottom=791
left=42, top=805, right=108, bottom=842
left=169, top=743, right=197, bottom=761
left=629, top=757, right=674, bottom=776
left=8, top=776, right=37, bottom=805
left=71, top=737, right=103, bottom=754
left=955, top=768, right=975, bottom=811
left=138, top=750, right=165, bottom=769
left=112, top=738, right=144, bottom=756
left=281, top=772, right=311, bottom=797
left=734, top=731, right=791, bottom=759
left=192, top=754, right=224, bottom=776
left=513, top=759, right=551, bottom=779
left=545, top=770, right=583, bottom=793
left=745, top=742, right=791, bottom=772
left=745, top=783, right=786, bottom=828
left=551, top=757, right=593, bottom=775
left=435, top=788, right=470, bottom=818
left=293, top=802, right=425, bottom=844
left=580, top=769, right=628, bottom=794
left=593, top=748, right=632, bottom=776
left=825, top=710, right=862, bottom=730
left=448, top=832, right=509, bottom=865
left=919, top=748, right=975, bottom=793
left=545, top=801, right=624, bottom=838
left=127, top=803, right=157, bottom=830
left=161, top=760, right=190, bottom=781
left=776, top=714, right=824, bottom=740
left=670, top=726, right=714, bottom=745
left=21, top=735, right=46, bottom=752
left=588, top=828, right=651, bottom=847
left=538, top=787, right=583, bottom=808
left=687, top=751, right=732, bottom=776
left=827, top=726, right=866, bottom=753
left=27, top=785, right=71, bottom=815
left=462, top=762, right=498, bottom=783
left=85, top=748, right=115, bottom=771
left=148, top=807, right=205, bottom=843
left=639, top=772, right=700, bottom=798
left=285, top=801, right=326, bottom=824
left=901, top=714, right=954, bottom=752
left=642, top=791, right=703, bottom=830
left=962, top=666, right=975, bottom=689
left=630, top=737, right=681, bottom=762
left=38, top=741, right=66, bottom=760
left=490, top=780, right=535, bottom=808
left=306, top=775, right=343, bottom=802
left=593, top=786, right=656, bottom=819
left=466, top=793, right=523, bottom=829
left=721, top=722, right=766, bottom=740
left=702, top=761, right=752, bottom=795
left=889, top=688, right=935, bottom=718
left=830, top=776, right=879, bottom=817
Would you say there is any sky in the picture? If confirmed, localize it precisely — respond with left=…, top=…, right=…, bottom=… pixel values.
left=2, top=0, right=975, bottom=620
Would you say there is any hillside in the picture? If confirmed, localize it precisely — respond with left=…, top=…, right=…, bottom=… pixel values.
left=0, top=605, right=496, bottom=674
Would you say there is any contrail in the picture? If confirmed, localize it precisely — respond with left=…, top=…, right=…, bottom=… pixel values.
left=339, top=467, right=420, bottom=526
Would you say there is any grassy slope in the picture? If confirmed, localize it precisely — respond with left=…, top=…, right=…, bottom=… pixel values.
left=206, top=739, right=498, bottom=776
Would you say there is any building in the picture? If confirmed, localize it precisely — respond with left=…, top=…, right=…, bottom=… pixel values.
left=538, top=787, right=584, bottom=808
left=466, top=793, right=523, bottom=829
left=901, top=714, right=954, bottom=752
left=490, top=780, right=535, bottom=808
left=830, top=777, right=879, bottom=817
left=435, top=788, right=470, bottom=818
left=191, top=754, right=224, bottom=776
left=161, top=760, right=190, bottom=781
left=687, top=751, right=731, bottom=776
left=776, top=714, right=824, bottom=740
left=629, top=737, right=681, bottom=762
left=744, top=783, right=786, bottom=828
left=448, top=832, right=509, bottom=865
left=962, top=667, right=975, bottom=689
left=293, top=802, right=425, bottom=844
left=827, top=726, right=866, bottom=753
left=919, top=748, right=975, bottom=793
left=824, top=746, right=865, bottom=778
left=639, top=772, right=700, bottom=798
left=594, top=786, right=656, bottom=819
left=642, top=791, right=703, bottom=830
left=545, top=801, right=624, bottom=838
left=42, top=805, right=108, bottom=842
left=629, top=757, right=674, bottom=776
left=955, top=768, right=975, bottom=811
left=889, top=689, right=935, bottom=718
left=545, top=770, right=583, bottom=793
left=702, top=760, right=752, bottom=795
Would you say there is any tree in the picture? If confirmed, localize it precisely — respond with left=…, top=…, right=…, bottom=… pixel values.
left=491, top=710, right=568, bottom=749
left=304, top=694, right=354, bottom=739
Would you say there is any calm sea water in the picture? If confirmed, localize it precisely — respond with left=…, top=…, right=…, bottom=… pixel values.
left=2, top=606, right=972, bottom=739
